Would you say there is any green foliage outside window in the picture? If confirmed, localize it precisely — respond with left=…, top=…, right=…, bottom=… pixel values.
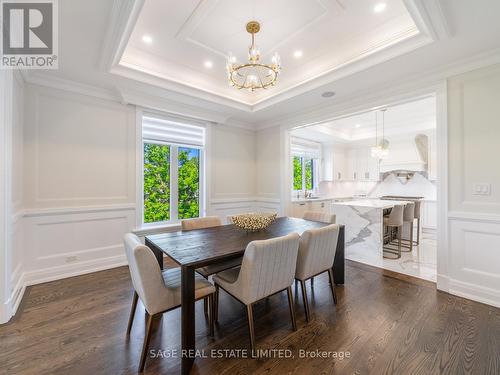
left=293, top=156, right=302, bottom=190
left=305, top=159, right=313, bottom=190
left=178, top=147, right=200, bottom=219
left=144, top=143, right=170, bottom=223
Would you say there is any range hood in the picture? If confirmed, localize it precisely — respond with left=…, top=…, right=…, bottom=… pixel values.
left=379, top=134, right=428, bottom=173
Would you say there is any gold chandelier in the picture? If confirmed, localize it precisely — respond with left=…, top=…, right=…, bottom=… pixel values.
left=226, top=21, right=281, bottom=92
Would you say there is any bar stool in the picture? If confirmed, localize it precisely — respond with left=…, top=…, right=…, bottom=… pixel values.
left=413, top=201, right=422, bottom=245
left=383, top=204, right=404, bottom=259
left=401, top=202, right=415, bottom=252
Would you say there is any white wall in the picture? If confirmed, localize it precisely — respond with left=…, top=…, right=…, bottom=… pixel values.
left=443, top=63, right=500, bottom=307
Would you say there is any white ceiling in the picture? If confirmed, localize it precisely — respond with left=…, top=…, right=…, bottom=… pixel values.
left=292, top=95, right=436, bottom=144
left=23, top=0, right=500, bottom=129
left=121, top=0, right=419, bottom=106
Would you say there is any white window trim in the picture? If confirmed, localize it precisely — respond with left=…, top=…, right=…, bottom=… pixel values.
left=135, top=108, right=207, bottom=231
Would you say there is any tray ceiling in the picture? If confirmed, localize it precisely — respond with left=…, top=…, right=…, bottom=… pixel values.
left=112, top=0, right=431, bottom=110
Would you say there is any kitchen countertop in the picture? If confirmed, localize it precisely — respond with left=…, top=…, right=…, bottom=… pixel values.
left=291, top=196, right=354, bottom=203
left=332, top=199, right=412, bottom=209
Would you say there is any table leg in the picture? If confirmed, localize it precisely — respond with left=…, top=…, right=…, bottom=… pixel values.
left=333, top=225, right=345, bottom=284
left=181, top=266, right=195, bottom=374
left=145, top=238, right=163, bottom=270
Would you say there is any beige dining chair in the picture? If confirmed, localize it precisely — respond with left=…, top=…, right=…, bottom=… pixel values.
left=123, top=233, right=216, bottom=372
left=303, top=211, right=336, bottom=224
left=181, top=216, right=243, bottom=279
left=213, top=233, right=300, bottom=351
left=295, top=224, right=340, bottom=322
left=302, top=211, right=336, bottom=287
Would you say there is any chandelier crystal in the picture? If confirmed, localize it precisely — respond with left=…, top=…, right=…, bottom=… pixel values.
left=226, top=21, right=281, bottom=92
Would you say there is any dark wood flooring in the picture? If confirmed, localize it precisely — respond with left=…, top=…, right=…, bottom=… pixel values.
left=1, top=260, right=499, bottom=375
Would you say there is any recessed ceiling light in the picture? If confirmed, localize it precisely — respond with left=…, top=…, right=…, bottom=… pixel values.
left=374, top=3, right=387, bottom=13
left=142, top=35, right=153, bottom=44
left=204, top=61, right=213, bottom=68
left=293, top=50, right=303, bottom=58
left=321, top=91, right=336, bottom=98
left=355, top=124, right=361, bottom=128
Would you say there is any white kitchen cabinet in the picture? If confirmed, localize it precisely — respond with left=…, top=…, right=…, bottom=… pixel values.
left=321, top=145, right=347, bottom=181
left=346, top=147, right=380, bottom=181
left=333, top=148, right=347, bottom=181
left=290, top=200, right=332, bottom=218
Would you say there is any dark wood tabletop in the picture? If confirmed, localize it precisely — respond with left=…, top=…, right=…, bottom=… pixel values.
left=145, top=216, right=345, bottom=375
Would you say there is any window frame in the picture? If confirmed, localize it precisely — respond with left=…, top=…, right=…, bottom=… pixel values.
left=136, top=109, right=206, bottom=229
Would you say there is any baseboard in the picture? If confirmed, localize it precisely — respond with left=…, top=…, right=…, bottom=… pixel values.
left=23, top=254, right=128, bottom=286
left=437, top=274, right=500, bottom=308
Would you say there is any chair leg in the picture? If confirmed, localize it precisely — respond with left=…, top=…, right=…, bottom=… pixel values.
left=203, top=296, right=208, bottom=316
left=214, top=284, right=219, bottom=323
left=398, top=226, right=402, bottom=258
left=417, top=218, right=420, bottom=245
left=409, top=224, right=413, bottom=252
left=299, top=280, right=310, bottom=322
left=139, top=313, right=154, bottom=372
left=311, top=277, right=314, bottom=287
left=127, top=291, right=138, bottom=335
left=286, top=286, right=297, bottom=331
left=208, top=294, right=215, bottom=337
left=246, top=304, right=256, bottom=353
left=327, top=269, right=337, bottom=305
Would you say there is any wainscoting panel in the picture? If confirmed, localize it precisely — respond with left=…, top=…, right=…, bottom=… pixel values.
left=208, top=197, right=282, bottom=224
left=447, top=212, right=500, bottom=307
left=22, top=205, right=136, bottom=286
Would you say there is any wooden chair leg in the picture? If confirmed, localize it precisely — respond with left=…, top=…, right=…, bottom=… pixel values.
left=246, top=304, right=256, bottom=352
left=286, top=286, right=297, bottom=331
left=311, top=277, right=314, bottom=287
left=327, top=269, right=337, bottom=305
left=139, top=313, right=154, bottom=372
left=398, top=226, right=402, bottom=258
left=214, top=284, right=219, bottom=323
left=417, top=218, right=420, bottom=245
left=208, top=294, right=215, bottom=337
left=299, top=280, right=310, bottom=322
left=203, top=296, right=208, bottom=316
left=127, top=291, right=138, bottom=335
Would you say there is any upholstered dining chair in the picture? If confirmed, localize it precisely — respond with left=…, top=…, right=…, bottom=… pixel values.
left=123, top=234, right=216, bottom=372
left=303, top=211, right=336, bottom=224
left=181, top=216, right=243, bottom=278
left=213, top=233, right=300, bottom=351
left=302, top=211, right=336, bottom=287
left=295, top=224, right=340, bottom=322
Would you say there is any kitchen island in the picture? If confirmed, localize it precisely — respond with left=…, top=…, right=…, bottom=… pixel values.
left=332, top=199, right=412, bottom=258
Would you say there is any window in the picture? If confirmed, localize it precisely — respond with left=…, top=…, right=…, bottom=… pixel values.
left=292, top=156, right=317, bottom=192
left=291, top=137, right=320, bottom=193
left=142, top=114, right=205, bottom=225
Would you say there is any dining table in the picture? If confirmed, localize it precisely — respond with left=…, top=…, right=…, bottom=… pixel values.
left=145, top=216, right=345, bottom=374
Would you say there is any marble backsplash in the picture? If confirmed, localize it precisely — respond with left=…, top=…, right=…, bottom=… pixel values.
left=319, top=172, right=437, bottom=200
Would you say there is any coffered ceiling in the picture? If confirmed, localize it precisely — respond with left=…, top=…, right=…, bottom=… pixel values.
left=115, top=0, right=429, bottom=109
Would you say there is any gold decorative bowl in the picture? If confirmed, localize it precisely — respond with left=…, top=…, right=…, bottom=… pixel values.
left=231, top=212, right=278, bottom=232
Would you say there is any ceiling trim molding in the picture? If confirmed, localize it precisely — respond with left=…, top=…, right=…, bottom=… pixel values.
left=403, top=0, right=450, bottom=40
left=259, top=47, right=500, bottom=130
left=99, top=0, right=145, bottom=71
left=104, top=0, right=445, bottom=112
left=24, top=73, right=120, bottom=102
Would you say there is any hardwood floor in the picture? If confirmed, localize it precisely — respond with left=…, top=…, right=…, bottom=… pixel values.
left=1, top=260, right=499, bottom=375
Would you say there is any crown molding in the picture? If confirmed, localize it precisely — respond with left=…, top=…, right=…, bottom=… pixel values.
left=99, top=0, right=145, bottom=71
left=257, top=47, right=500, bottom=130
left=24, top=73, right=120, bottom=102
